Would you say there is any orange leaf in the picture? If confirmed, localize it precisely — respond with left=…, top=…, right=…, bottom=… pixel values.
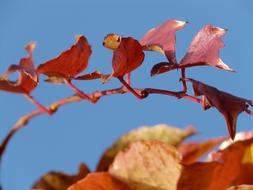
left=67, top=172, right=130, bottom=190
left=187, top=78, right=252, bottom=139
left=37, top=35, right=92, bottom=80
left=111, top=37, right=144, bottom=78
left=178, top=137, right=226, bottom=165
left=0, top=42, right=38, bottom=94
left=140, top=19, right=187, bottom=64
left=177, top=138, right=253, bottom=190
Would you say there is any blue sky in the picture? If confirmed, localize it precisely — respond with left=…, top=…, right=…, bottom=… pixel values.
left=0, top=0, right=252, bottom=189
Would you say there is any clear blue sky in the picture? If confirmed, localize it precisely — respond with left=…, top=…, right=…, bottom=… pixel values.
left=0, top=0, right=252, bottom=189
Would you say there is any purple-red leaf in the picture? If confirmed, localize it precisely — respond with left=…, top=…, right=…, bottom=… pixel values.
left=150, top=24, right=234, bottom=77
left=180, top=25, right=234, bottom=71
left=37, top=35, right=92, bottom=80
left=0, top=42, right=38, bottom=94
left=150, top=61, right=178, bottom=77
left=140, top=19, right=187, bottom=64
left=187, top=78, right=252, bottom=139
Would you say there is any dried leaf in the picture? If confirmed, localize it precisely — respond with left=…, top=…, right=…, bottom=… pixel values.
left=37, top=35, right=92, bottom=80
left=67, top=172, right=131, bottom=190
left=178, top=137, right=226, bottom=165
left=97, top=124, right=196, bottom=171
left=32, top=163, right=89, bottom=190
left=140, top=19, right=187, bottom=64
left=109, top=140, right=182, bottom=190
left=177, top=138, right=253, bottom=190
left=103, top=33, right=121, bottom=50
left=111, top=37, right=144, bottom=78
left=180, top=25, right=234, bottom=71
left=187, top=78, right=252, bottom=139
left=0, top=42, right=38, bottom=94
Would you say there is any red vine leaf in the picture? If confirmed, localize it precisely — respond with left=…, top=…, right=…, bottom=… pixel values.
left=140, top=19, right=187, bottom=64
left=180, top=25, right=234, bottom=71
left=67, top=172, right=131, bottom=190
left=111, top=37, right=144, bottom=78
left=150, top=62, right=178, bottom=77
left=0, top=42, right=38, bottom=94
left=37, top=35, right=92, bottom=81
left=150, top=24, right=234, bottom=77
left=186, top=78, right=252, bottom=140
left=37, top=35, right=97, bottom=103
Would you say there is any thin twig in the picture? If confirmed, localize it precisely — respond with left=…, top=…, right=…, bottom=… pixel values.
left=24, top=94, right=52, bottom=115
left=64, top=79, right=96, bottom=104
left=0, top=85, right=211, bottom=167
left=118, top=77, right=145, bottom=99
left=181, top=68, right=187, bottom=93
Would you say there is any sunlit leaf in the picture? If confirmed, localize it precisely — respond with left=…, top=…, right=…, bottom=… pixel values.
left=97, top=124, right=196, bottom=171
left=37, top=35, right=92, bottom=81
left=180, top=25, right=234, bottom=71
left=109, top=140, right=182, bottom=190
left=140, top=19, right=187, bottom=64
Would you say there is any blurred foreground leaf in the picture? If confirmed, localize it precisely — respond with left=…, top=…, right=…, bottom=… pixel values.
left=31, top=163, right=89, bottom=190
left=109, top=140, right=182, bottom=190
left=97, top=124, right=196, bottom=171
left=67, top=172, right=131, bottom=190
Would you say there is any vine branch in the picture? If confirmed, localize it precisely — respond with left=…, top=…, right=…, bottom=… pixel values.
left=0, top=85, right=205, bottom=164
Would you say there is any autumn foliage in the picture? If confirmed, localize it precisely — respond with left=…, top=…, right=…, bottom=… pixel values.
left=0, top=19, right=252, bottom=190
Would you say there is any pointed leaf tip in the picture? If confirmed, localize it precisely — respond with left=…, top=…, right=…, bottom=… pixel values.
left=187, top=78, right=251, bottom=139
left=0, top=41, right=37, bottom=94
left=37, top=35, right=92, bottom=80
left=180, top=24, right=234, bottom=72
left=140, top=19, right=187, bottom=64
